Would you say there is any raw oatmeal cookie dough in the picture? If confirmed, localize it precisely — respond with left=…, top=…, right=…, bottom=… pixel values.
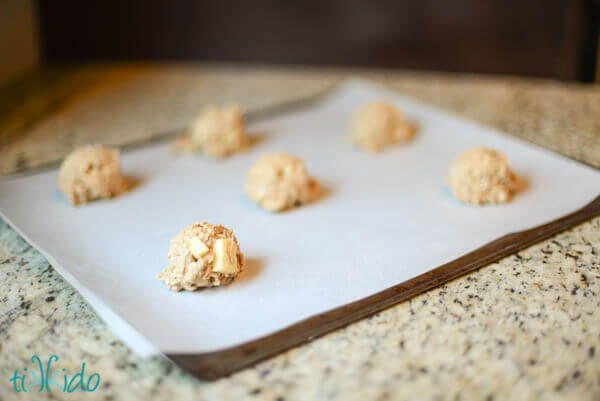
left=349, top=102, right=416, bottom=152
left=447, top=147, right=522, bottom=205
left=245, top=152, right=321, bottom=212
left=158, top=222, right=244, bottom=291
left=58, top=145, right=128, bottom=205
left=175, top=104, right=248, bottom=157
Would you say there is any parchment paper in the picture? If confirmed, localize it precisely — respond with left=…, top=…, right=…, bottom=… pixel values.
left=1, top=79, right=598, bottom=356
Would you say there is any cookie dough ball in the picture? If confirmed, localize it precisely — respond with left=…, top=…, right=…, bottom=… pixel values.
left=245, top=152, right=321, bottom=212
left=349, top=102, right=416, bottom=152
left=58, top=145, right=128, bottom=205
left=447, top=147, right=521, bottom=205
left=175, top=104, right=248, bottom=157
left=158, top=222, right=244, bottom=291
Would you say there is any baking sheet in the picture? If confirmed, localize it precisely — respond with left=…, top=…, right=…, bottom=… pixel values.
left=0, top=78, right=598, bottom=356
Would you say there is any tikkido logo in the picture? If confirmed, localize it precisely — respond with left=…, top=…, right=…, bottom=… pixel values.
left=9, top=355, right=101, bottom=393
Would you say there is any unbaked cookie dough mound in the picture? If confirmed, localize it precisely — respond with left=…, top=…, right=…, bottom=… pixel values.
left=158, top=222, right=244, bottom=291
left=349, top=102, right=416, bottom=152
left=175, top=104, right=248, bottom=157
left=245, top=152, right=321, bottom=212
left=58, top=145, right=128, bottom=205
left=447, top=147, right=522, bottom=205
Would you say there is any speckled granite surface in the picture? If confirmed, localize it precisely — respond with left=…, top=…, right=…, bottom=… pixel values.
left=1, top=64, right=599, bottom=400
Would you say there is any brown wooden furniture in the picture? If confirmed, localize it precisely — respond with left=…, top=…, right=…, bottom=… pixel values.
left=36, top=0, right=599, bottom=81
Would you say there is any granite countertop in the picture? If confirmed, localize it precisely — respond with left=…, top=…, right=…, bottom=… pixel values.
left=1, top=64, right=599, bottom=401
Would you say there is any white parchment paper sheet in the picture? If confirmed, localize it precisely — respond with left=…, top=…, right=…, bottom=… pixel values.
left=1, top=79, right=598, bottom=356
